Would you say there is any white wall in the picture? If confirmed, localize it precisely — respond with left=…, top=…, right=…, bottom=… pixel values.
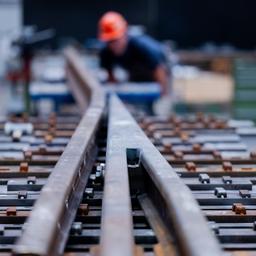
left=0, top=0, right=22, bottom=36
left=0, top=0, right=22, bottom=77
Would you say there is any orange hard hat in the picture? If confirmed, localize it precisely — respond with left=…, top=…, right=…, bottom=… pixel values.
left=98, top=12, right=127, bottom=42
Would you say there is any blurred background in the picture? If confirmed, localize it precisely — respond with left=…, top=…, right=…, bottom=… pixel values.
left=22, top=0, right=256, bottom=49
left=1, top=0, right=256, bottom=119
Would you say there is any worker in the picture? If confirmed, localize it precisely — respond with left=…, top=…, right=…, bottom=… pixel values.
left=98, top=11, right=170, bottom=96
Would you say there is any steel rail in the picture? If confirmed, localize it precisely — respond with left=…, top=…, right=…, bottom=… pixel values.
left=100, top=96, right=135, bottom=256
left=13, top=48, right=105, bottom=255
left=65, top=48, right=102, bottom=112
left=100, top=94, right=223, bottom=256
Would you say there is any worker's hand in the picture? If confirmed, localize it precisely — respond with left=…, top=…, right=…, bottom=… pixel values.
left=106, top=70, right=117, bottom=83
left=153, top=95, right=174, bottom=116
left=108, top=76, right=117, bottom=83
left=160, top=86, right=169, bottom=97
left=153, top=65, right=170, bottom=96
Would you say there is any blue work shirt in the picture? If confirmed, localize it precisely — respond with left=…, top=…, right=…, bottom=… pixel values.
left=100, top=35, right=167, bottom=82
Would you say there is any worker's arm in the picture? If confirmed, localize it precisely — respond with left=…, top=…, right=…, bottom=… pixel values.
left=133, top=37, right=170, bottom=95
left=153, top=64, right=170, bottom=96
left=106, top=69, right=116, bottom=83
left=100, top=48, right=116, bottom=83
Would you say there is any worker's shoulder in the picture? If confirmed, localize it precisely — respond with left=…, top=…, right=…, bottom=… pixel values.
left=129, top=35, right=162, bottom=52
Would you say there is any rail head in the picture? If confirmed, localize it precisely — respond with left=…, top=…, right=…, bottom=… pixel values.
left=100, top=95, right=134, bottom=256
left=13, top=47, right=105, bottom=256
left=65, top=47, right=105, bottom=113
left=99, top=94, right=223, bottom=256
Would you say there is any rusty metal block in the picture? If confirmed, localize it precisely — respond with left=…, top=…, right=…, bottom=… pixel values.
left=44, top=134, right=53, bottom=144
left=48, top=127, right=56, bottom=136
left=174, top=151, right=183, bottom=160
left=180, top=132, right=189, bottom=142
left=6, top=207, right=17, bottom=216
left=250, top=151, right=256, bottom=159
left=163, top=142, right=172, bottom=152
left=213, top=151, right=222, bottom=159
left=192, top=143, right=201, bottom=153
left=39, top=144, right=47, bottom=153
left=185, top=162, right=197, bottom=172
left=174, top=127, right=181, bottom=136
left=19, top=162, right=29, bottom=173
left=232, top=203, right=246, bottom=215
left=78, top=204, right=89, bottom=216
left=48, top=114, right=57, bottom=127
left=196, top=112, right=204, bottom=122
left=24, top=150, right=32, bottom=161
left=222, top=161, right=232, bottom=172
left=214, top=121, right=227, bottom=129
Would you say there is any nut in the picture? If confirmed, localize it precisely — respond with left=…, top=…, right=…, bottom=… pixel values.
left=222, top=162, right=232, bottom=172
left=6, top=207, right=17, bottom=216
left=24, top=150, right=32, bottom=161
left=19, top=162, right=29, bottom=173
left=44, top=134, right=53, bottom=144
left=185, top=162, right=197, bottom=172
left=174, top=151, right=183, bottom=160
left=232, top=203, right=246, bottom=215
left=192, top=144, right=201, bottom=153
left=78, top=204, right=89, bottom=216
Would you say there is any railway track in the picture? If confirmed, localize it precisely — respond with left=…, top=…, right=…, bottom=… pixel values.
left=0, top=47, right=254, bottom=255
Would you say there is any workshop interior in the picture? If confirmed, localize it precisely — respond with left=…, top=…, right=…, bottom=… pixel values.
left=0, top=0, right=256, bottom=255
